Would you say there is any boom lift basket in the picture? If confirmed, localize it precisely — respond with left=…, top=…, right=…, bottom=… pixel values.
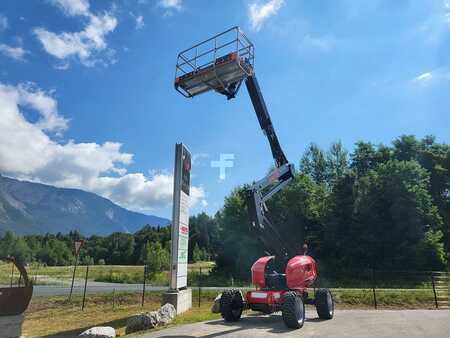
left=175, top=26, right=254, bottom=99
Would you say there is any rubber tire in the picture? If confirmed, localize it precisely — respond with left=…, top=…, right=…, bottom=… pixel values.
left=220, top=289, right=244, bottom=322
left=281, top=291, right=305, bottom=329
left=315, top=288, right=334, bottom=319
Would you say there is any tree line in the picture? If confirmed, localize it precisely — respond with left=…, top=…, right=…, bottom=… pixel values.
left=1, top=135, right=449, bottom=282
left=210, top=135, right=450, bottom=280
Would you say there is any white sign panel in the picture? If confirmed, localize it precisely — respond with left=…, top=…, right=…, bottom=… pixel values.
left=170, top=143, right=191, bottom=290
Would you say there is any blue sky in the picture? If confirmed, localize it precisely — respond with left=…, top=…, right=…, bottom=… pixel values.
left=0, top=0, right=449, bottom=219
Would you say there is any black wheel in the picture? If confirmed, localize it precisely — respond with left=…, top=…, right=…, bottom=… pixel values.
left=315, top=288, right=334, bottom=319
left=220, top=289, right=244, bottom=322
left=281, top=291, right=305, bottom=329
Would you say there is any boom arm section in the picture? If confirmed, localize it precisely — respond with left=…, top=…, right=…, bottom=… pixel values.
left=244, top=75, right=296, bottom=259
left=245, top=76, right=288, bottom=168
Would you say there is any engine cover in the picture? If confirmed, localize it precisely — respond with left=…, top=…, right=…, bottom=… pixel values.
left=285, top=255, right=317, bottom=290
left=251, top=255, right=317, bottom=290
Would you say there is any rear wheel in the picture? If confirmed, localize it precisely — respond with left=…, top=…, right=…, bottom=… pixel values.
left=281, top=291, right=305, bottom=329
left=220, top=289, right=244, bottom=322
left=315, top=288, right=334, bottom=319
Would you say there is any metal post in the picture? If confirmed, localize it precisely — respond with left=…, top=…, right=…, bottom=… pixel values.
left=141, top=265, right=146, bottom=307
left=10, top=263, right=14, bottom=287
left=81, top=264, right=89, bottom=311
left=69, top=255, right=79, bottom=301
left=371, top=269, right=377, bottom=309
left=198, top=267, right=202, bottom=307
left=431, top=273, right=438, bottom=309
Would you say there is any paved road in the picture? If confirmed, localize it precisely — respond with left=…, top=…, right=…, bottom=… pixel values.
left=32, top=283, right=166, bottom=296
left=140, top=310, right=450, bottom=338
left=31, top=284, right=238, bottom=296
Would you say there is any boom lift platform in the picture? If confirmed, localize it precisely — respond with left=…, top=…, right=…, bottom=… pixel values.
left=174, top=27, right=334, bottom=330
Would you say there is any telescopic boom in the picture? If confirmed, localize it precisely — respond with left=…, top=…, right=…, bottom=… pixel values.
left=174, top=27, right=296, bottom=260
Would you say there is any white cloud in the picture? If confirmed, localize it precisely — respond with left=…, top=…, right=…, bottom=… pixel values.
left=34, top=0, right=117, bottom=67
left=0, top=82, right=207, bottom=213
left=413, top=72, right=433, bottom=83
left=248, top=0, right=284, bottom=32
left=135, top=15, right=144, bottom=29
left=159, top=0, right=182, bottom=10
left=130, top=12, right=144, bottom=30
left=0, top=14, right=8, bottom=31
left=192, top=153, right=209, bottom=166
left=0, top=44, right=27, bottom=61
left=51, top=0, right=90, bottom=17
left=411, top=69, right=450, bottom=87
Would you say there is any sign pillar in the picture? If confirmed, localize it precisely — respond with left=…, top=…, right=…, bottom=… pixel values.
left=170, top=143, right=191, bottom=290
left=163, top=143, right=192, bottom=312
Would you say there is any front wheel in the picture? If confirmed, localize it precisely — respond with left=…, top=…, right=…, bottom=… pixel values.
left=315, top=288, right=334, bottom=319
left=220, top=289, right=244, bottom=322
left=282, top=291, right=305, bottom=329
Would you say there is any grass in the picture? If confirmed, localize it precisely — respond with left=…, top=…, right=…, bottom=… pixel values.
left=21, top=288, right=439, bottom=338
left=0, top=261, right=215, bottom=286
left=22, top=291, right=220, bottom=338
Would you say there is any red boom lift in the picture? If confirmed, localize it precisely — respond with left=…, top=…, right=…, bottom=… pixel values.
left=174, top=27, right=334, bottom=329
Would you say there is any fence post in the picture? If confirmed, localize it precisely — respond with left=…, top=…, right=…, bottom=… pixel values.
left=10, top=263, right=14, bottom=287
left=198, top=267, right=202, bottom=307
left=69, top=255, right=79, bottom=301
left=431, top=273, right=438, bottom=309
left=141, top=265, right=147, bottom=307
left=371, top=269, right=377, bottom=309
left=82, top=264, right=89, bottom=311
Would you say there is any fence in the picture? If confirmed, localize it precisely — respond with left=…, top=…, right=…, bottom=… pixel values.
left=1, top=262, right=450, bottom=310
left=190, top=267, right=450, bottom=310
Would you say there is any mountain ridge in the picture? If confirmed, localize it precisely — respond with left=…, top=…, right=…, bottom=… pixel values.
left=0, top=175, right=170, bottom=235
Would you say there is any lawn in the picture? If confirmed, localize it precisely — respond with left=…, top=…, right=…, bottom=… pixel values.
left=21, top=288, right=438, bottom=338
left=22, top=291, right=220, bottom=338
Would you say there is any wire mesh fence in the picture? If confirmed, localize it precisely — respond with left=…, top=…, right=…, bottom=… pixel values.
left=1, top=261, right=449, bottom=311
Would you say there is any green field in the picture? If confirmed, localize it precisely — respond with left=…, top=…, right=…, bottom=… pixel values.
left=0, top=261, right=215, bottom=286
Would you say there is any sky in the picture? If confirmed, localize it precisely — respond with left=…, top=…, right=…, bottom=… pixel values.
left=0, top=0, right=449, bottom=219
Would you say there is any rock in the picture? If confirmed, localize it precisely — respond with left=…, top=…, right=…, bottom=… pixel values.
left=158, top=303, right=176, bottom=325
left=79, top=326, right=115, bottom=338
left=211, top=293, right=222, bottom=313
left=125, top=311, right=160, bottom=334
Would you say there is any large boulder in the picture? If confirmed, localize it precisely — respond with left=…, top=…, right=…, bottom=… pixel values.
left=211, top=293, right=222, bottom=313
left=79, top=326, right=115, bottom=338
left=125, top=311, right=160, bottom=334
left=158, top=303, right=176, bottom=325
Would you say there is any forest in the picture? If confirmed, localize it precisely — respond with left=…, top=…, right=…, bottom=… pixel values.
left=1, top=135, right=449, bottom=281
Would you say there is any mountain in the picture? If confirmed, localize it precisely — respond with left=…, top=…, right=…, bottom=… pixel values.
left=0, top=175, right=170, bottom=235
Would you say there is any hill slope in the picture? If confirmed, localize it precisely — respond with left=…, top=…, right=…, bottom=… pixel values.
left=0, top=175, right=170, bottom=235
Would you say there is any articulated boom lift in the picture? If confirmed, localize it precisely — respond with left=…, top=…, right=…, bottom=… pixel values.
left=175, top=27, right=334, bottom=329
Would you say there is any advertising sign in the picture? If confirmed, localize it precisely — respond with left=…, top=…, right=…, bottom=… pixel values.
left=170, top=143, right=191, bottom=290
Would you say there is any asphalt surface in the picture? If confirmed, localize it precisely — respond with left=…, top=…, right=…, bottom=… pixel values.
left=32, top=283, right=166, bottom=296
left=31, top=283, right=235, bottom=296
left=139, top=309, right=450, bottom=338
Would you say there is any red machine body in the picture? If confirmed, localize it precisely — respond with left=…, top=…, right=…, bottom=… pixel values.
left=251, top=255, right=317, bottom=291
left=246, top=255, right=318, bottom=312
